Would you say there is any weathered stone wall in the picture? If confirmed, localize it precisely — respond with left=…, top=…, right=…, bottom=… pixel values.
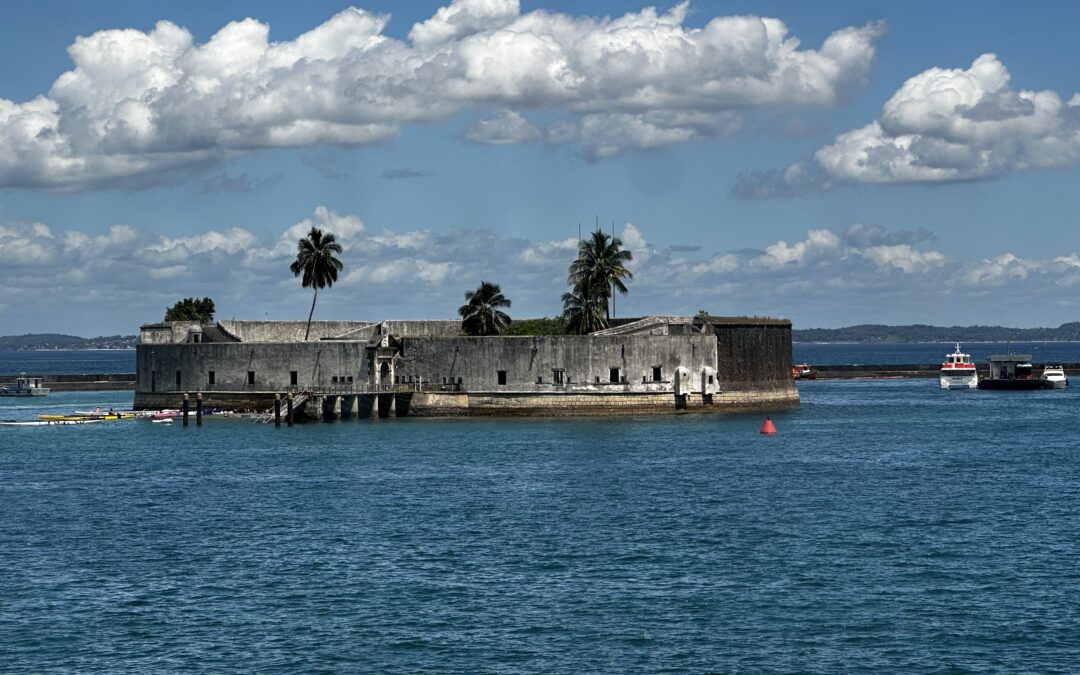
left=713, top=322, right=795, bottom=389
left=395, top=334, right=716, bottom=392
left=139, top=322, right=203, bottom=344
left=133, top=319, right=799, bottom=415
left=380, top=320, right=462, bottom=337
left=216, top=320, right=374, bottom=343
left=133, top=341, right=370, bottom=409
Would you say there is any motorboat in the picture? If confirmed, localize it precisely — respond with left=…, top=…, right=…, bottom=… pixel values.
left=0, top=373, right=50, bottom=397
left=1041, top=366, right=1068, bottom=389
left=792, top=363, right=817, bottom=379
left=940, top=343, right=978, bottom=389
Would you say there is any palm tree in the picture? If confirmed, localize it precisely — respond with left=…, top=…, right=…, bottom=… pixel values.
left=459, top=281, right=512, bottom=336
left=562, top=276, right=608, bottom=335
left=567, top=229, right=633, bottom=320
left=290, top=226, right=344, bottom=341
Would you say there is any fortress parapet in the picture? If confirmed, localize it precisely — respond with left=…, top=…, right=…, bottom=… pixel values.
left=134, top=316, right=798, bottom=417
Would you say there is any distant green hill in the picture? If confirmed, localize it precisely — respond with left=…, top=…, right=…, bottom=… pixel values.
left=0, top=333, right=136, bottom=350
left=793, top=323, right=1080, bottom=343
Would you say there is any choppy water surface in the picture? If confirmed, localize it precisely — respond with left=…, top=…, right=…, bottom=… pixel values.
left=0, top=349, right=134, bottom=376
left=3, top=381, right=1080, bottom=672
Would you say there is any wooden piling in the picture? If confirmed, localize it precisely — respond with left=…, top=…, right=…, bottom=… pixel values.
left=196, top=392, right=203, bottom=426
left=286, top=393, right=294, bottom=427
left=182, top=393, right=189, bottom=427
left=274, top=394, right=281, bottom=427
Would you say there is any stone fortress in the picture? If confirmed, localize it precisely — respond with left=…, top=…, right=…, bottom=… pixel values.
left=134, top=315, right=799, bottom=418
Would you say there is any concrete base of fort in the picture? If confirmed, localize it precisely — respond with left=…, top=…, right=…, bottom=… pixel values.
left=134, top=385, right=799, bottom=419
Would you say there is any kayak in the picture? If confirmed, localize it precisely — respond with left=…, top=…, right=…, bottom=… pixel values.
left=74, top=410, right=139, bottom=418
left=39, top=414, right=132, bottom=421
left=2, top=418, right=104, bottom=426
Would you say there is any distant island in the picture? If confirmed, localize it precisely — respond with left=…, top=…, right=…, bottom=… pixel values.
left=793, top=322, right=1080, bottom=343
left=0, top=333, right=136, bottom=350
left=5, top=322, right=1080, bottom=348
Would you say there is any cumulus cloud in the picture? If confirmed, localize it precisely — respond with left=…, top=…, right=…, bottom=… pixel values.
left=463, top=109, right=541, bottom=145
left=741, top=53, right=1080, bottom=195
left=0, top=2, right=885, bottom=189
left=6, top=210, right=1080, bottom=334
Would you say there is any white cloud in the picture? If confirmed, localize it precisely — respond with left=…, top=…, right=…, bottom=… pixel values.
left=10, top=209, right=1080, bottom=333
left=463, top=109, right=541, bottom=145
left=0, top=2, right=885, bottom=189
left=741, top=53, right=1080, bottom=194
left=859, top=244, right=945, bottom=274
left=754, top=229, right=841, bottom=269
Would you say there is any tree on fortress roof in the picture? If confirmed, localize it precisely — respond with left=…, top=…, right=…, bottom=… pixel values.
left=568, top=229, right=633, bottom=322
left=562, top=276, right=608, bottom=335
left=165, top=297, right=215, bottom=322
left=459, top=281, right=512, bottom=336
left=290, top=227, right=344, bottom=341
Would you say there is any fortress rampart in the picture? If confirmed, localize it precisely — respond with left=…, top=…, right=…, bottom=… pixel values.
left=133, top=316, right=798, bottom=417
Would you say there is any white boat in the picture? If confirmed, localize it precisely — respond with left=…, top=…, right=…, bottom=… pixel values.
left=1041, top=366, right=1068, bottom=389
left=0, top=373, right=50, bottom=397
left=940, top=343, right=978, bottom=389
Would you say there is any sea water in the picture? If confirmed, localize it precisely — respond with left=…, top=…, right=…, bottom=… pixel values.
left=2, top=379, right=1080, bottom=672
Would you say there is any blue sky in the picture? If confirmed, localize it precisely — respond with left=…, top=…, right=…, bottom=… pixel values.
left=2, top=0, right=1079, bottom=335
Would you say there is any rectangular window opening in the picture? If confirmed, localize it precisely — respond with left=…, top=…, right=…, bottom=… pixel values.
left=553, top=369, right=565, bottom=385
left=290, top=371, right=298, bottom=386
left=175, top=370, right=182, bottom=388
left=609, top=368, right=620, bottom=383
left=497, top=370, right=507, bottom=386
left=208, top=370, right=215, bottom=385
left=247, top=371, right=255, bottom=385
left=652, top=366, right=662, bottom=382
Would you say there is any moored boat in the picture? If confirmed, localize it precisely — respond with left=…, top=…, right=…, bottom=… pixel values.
left=0, top=373, right=50, bottom=397
left=940, top=343, right=978, bottom=389
left=792, top=363, right=817, bottom=380
left=1041, top=366, right=1068, bottom=389
left=977, top=354, right=1044, bottom=390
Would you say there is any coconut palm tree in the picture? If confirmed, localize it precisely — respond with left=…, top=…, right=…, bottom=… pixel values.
left=290, top=226, right=344, bottom=341
left=567, top=229, right=633, bottom=320
left=459, top=281, right=512, bottom=336
left=561, top=276, right=608, bottom=335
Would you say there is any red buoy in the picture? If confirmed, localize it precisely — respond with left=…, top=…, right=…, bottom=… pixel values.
left=760, top=417, right=777, bottom=435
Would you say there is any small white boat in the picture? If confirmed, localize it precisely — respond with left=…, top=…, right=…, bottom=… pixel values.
left=0, top=373, right=50, bottom=397
left=151, top=418, right=174, bottom=424
left=940, top=343, right=978, bottom=389
left=1041, top=366, right=1068, bottom=389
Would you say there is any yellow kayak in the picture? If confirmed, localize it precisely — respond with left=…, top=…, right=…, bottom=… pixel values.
left=38, top=413, right=132, bottom=421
